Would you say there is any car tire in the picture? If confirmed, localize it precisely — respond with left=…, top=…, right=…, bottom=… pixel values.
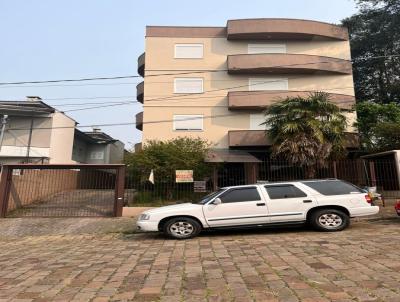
left=309, top=209, right=350, bottom=232
left=163, top=217, right=202, bottom=239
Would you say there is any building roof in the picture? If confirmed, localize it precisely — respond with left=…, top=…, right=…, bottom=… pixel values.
left=0, top=100, right=55, bottom=116
left=74, top=129, right=118, bottom=144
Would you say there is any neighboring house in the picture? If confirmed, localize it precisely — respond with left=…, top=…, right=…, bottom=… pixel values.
left=0, top=97, right=124, bottom=164
left=135, top=18, right=359, bottom=180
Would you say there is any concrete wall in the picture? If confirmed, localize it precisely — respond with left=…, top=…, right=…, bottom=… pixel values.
left=7, top=170, right=79, bottom=212
left=142, top=36, right=356, bottom=148
left=48, top=112, right=77, bottom=163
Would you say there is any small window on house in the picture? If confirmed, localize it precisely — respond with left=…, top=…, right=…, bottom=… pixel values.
left=175, top=44, right=204, bottom=59
left=219, top=187, right=261, bottom=203
left=248, top=44, right=286, bottom=54
left=174, top=78, right=203, bottom=94
left=265, top=185, right=307, bottom=199
left=90, top=151, right=104, bottom=160
left=249, top=78, right=288, bottom=91
left=173, top=115, right=203, bottom=131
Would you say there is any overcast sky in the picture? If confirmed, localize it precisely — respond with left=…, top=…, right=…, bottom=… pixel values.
left=0, top=0, right=358, bottom=148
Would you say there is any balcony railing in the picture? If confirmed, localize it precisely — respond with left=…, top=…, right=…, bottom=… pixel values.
left=135, top=112, right=143, bottom=131
left=228, top=91, right=355, bottom=110
left=228, top=130, right=359, bottom=148
left=227, top=54, right=352, bottom=75
left=227, top=19, right=349, bottom=41
left=137, top=52, right=145, bottom=77
left=136, top=81, right=144, bottom=103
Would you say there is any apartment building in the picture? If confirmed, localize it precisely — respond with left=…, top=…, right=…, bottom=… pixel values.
left=136, top=19, right=358, bottom=173
left=0, top=97, right=124, bottom=164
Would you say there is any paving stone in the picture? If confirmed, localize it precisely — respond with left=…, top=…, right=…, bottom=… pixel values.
left=0, top=217, right=399, bottom=301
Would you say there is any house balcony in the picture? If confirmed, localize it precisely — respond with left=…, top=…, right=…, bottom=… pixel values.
left=227, top=54, right=352, bottom=75
left=135, top=112, right=143, bottom=131
left=228, top=91, right=355, bottom=110
left=228, top=130, right=359, bottom=148
left=227, top=19, right=349, bottom=41
left=136, top=81, right=144, bottom=103
left=137, top=52, right=145, bottom=77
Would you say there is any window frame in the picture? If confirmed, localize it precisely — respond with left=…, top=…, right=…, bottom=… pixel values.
left=218, top=186, right=262, bottom=204
left=174, top=77, right=204, bottom=94
left=264, top=184, right=308, bottom=200
left=173, top=114, right=204, bottom=131
left=248, top=43, right=287, bottom=54
left=174, top=43, right=204, bottom=59
left=248, top=78, right=289, bottom=91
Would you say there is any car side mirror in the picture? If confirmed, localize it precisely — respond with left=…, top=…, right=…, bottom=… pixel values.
left=213, top=198, right=222, bottom=205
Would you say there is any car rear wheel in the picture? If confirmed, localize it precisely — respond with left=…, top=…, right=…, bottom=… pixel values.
left=163, top=217, right=201, bottom=239
left=310, top=209, right=350, bottom=232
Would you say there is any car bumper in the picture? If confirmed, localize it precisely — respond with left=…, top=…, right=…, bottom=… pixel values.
left=137, top=220, right=159, bottom=232
left=350, top=206, right=379, bottom=217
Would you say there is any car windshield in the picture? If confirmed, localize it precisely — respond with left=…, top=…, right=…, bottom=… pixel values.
left=195, top=189, right=225, bottom=204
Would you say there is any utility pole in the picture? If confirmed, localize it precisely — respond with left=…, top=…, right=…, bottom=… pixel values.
left=0, top=115, right=8, bottom=152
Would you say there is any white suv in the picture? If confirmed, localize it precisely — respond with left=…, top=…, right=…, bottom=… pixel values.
left=137, top=179, right=379, bottom=239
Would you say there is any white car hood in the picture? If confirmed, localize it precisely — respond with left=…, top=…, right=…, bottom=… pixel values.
left=142, top=203, right=202, bottom=215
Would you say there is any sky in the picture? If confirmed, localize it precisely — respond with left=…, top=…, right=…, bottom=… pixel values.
left=0, top=0, right=358, bottom=149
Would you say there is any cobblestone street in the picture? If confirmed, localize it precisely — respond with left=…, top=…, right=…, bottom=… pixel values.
left=1, top=216, right=400, bottom=302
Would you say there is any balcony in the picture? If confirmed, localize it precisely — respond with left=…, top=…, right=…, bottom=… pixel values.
left=136, top=81, right=144, bottom=103
left=228, top=130, right=359, bottom=148
left=227, top=19, right=348, bottom=41
left=135, top=112, right=143, bottom=131
left=137, top=52, right=145, bottom=77
left=228, top=91, right=355, bottom=110
left=227, top=54, right=352, bottom=75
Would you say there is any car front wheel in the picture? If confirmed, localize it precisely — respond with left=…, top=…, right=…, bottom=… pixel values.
left=310, top=209, right=350, bottom=232
left=163, top=217, right=201, bottom=239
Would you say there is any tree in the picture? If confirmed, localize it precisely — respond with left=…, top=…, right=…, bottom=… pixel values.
left=355, top=101, right=400, bottom=151
left=263, top=92, right=348, bottom=177
left=342, top=0, right=400, bottom=103
left=125, top=137, right=211, bottom=183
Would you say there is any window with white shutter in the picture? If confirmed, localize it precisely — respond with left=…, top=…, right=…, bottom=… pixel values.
left=173, top=115, right=203, bottom=131
left=174, top=78, right=203, bottom=93
left=248, top=78, right=288, bottom=91
left=175, top=44, right=204, bottom=59
left=248, top=44, right=286, bottom=54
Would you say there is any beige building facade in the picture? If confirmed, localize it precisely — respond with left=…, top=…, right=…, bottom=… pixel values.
left=136, top=19, right=358, bottom=154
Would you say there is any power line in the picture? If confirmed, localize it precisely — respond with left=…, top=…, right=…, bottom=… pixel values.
left=0, top=53, right=398, bottom=86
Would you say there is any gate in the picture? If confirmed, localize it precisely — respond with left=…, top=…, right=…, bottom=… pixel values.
left=0, top=164, right=125, bottom=218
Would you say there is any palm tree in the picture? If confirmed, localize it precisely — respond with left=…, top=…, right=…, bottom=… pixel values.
left=262, top=92, right=347, bottom=178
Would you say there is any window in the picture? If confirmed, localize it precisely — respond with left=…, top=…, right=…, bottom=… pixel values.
left=175, top=44, right=203, bottom=59
left=90, top=151, right=104, bottom=160
left=174, top=78, right=203, bottom=93
left=265, top=185, right=307, bottom=199
left=219, top=187, right=261, bottom=203
left=249, top=78, right=288, bottom=91
left=248, top=44, right=286, bottom=54
left=250, top=113, right=267, bottom=130
left=303, top=180, right=363, bottom=196
left=173, top=115, right=203, bottom=131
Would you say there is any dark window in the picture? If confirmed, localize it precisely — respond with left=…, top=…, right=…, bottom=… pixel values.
left=302, top=180, right=362, bottom=196
left=265, top=185, right=307, bottom=199
left=219, top=187, right=261, bottom=203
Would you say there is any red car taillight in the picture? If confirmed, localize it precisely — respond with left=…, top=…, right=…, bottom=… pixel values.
left=395, top=201, right=400, bottom=211
left=364, top=194, right=373, bottom=204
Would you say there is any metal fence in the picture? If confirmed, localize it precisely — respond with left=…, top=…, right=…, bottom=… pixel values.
left=125, top=159, right=400, bottom=205
left=1, top=159, right=399, bottom=217
left=0, top=164, right=125, bottom=218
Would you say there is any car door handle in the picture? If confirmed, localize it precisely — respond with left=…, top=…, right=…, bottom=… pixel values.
left=303, top=200, right=313, bottom=203
left=256, top=203, right=266, bottom=206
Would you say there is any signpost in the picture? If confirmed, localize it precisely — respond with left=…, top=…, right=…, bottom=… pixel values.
left=194, top=181, right=206, bottom=192
left=175, top=170, right=193, bottom=183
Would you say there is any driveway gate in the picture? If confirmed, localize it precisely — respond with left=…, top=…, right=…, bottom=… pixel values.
left=0, top=164, right=125, bottom=218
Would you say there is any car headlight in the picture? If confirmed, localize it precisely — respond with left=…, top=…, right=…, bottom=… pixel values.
left=138, top=213, right=150, bottom=221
